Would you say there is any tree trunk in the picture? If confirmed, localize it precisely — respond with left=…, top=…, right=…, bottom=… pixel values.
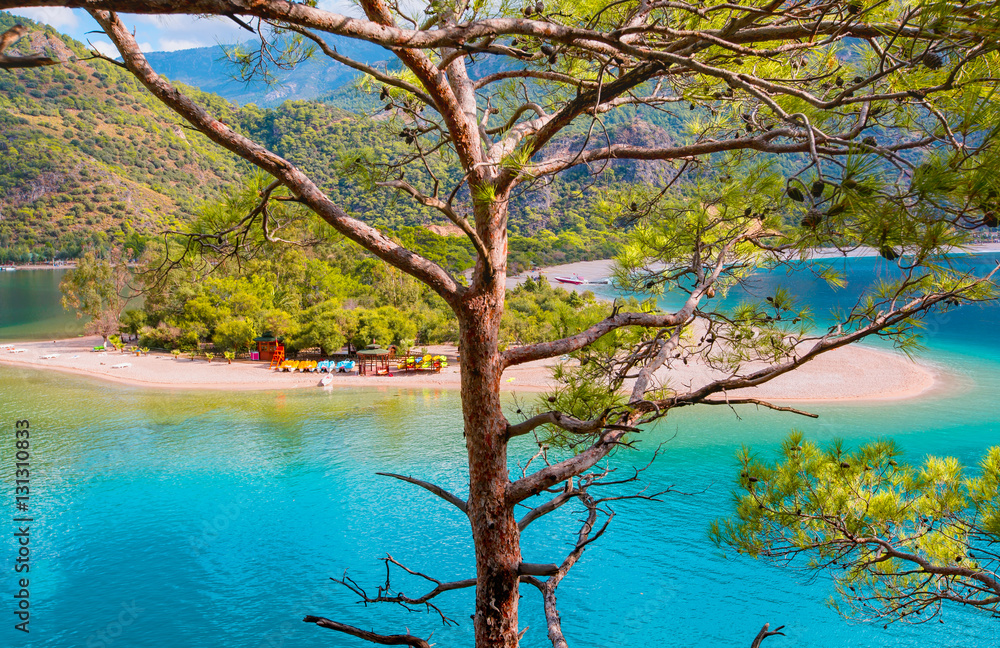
left=459, top=276, right=520, bottom=648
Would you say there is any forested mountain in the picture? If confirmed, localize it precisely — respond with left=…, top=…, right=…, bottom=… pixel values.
left=0, top=13, right=249, bottom=262
left=0, top=12, right=634, bottom=267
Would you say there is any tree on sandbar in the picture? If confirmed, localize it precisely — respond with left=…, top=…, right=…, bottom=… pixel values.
left=60, top=248, right=133, bottom=347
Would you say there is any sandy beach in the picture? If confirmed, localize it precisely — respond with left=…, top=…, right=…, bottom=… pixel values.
left=5, top=245, right=975, bottom=401
left=0, top=334, right=942, bottom=403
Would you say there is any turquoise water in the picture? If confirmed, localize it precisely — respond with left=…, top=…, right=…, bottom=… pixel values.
left=1, top=257, right=999, bottom=647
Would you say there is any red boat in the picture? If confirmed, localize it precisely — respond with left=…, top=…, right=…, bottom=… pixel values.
left=554, top=274, right=585, bottom=285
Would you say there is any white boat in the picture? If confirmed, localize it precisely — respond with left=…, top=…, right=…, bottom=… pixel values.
left=554, top=274, right=585, bottom=285
left=0, top=266, right=16, bottom=271
left=318, top=374, right=333, bottom=387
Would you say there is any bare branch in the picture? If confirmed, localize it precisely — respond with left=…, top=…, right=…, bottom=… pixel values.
left=285, top=24, right=435, bottom=107
left=750, top=623, right=786, bottom=648
left=700, top=397, right=819, bottom=419
left=518, top=562, right=559, bottom=576
left=302, top=616, right=431, bottom=648
left=506, top=411, right=604, bottom=440
left=376, top=472, right=468, bottom=515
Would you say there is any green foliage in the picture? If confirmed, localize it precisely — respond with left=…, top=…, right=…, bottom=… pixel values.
left=500, top=276, right=604, bottom=348
left=712, top=434, right=1000, bottom=623
left=288, top=300, right=355, bottom=355
left=0, top=13, right=624, bottom=266
left=212, top=318, right=257, bottom=353
left=351, top=306, right=418, bottom=349
left=119, top=309, right=147, bottom=336
left=59, top=248, right=133, bottom=340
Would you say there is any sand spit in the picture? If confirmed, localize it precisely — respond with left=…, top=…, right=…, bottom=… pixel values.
left=0, top=334, right=940, bottom=403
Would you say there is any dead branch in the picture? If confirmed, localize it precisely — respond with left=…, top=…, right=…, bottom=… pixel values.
left=375, top=472, right=468, bottom=515
left=302, top=616, right=431, bottom=648
left=699, top=398, right=819, bottom=419
left=750, top=623, right=786, bottom=648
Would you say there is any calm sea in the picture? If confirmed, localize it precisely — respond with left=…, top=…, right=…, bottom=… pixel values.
left=0, top=259, right=998, bottom=647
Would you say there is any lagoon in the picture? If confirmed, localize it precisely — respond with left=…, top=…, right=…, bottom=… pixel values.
left=0, top=269, right=83, bottom=342
left=1, top=257, right=999, bottom=647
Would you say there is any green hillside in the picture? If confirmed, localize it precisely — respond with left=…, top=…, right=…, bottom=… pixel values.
left=0, top=12, right=247, bottom=262
left=0, top=13, right=623, bottom=269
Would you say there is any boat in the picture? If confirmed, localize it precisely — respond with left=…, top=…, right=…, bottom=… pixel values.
left=554, top=274, right=585, bottom=285
left=318, top=374, right=333, bottom=387
left=0, top=266, right=16, bottom=271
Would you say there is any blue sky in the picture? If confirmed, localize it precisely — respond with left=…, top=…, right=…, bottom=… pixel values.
left=9, top=3, right=357, bottom=55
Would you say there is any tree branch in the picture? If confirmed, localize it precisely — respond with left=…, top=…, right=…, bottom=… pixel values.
left=506, top=410, right=605, bottom=440
left=750, top=623, right=786, bottom=648
left=375, top=472, right=468, bottom=515
left=302, top=616, right=431, bottom=648
left=699, top=398, right=818, bottom=419
left=502, top=305, right=697, bottom=368
left=509, top=270, right=998, bottom=504
left=89, top=9, right=464, bottom=305
left=286, top=24, right=435, bottom=107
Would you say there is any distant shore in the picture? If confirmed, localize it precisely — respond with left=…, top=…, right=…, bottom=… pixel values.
left=0, top=334, right=944, bottom=403
left=0, top=262, right=75, bottom=270
left=508, top=242, right=1000, bottom=290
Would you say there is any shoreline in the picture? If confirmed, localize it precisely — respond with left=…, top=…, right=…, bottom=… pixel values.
left=4, top=247, right=970, bottom=402
left=507, top=242, right=1000, bottom=291
left=0, top=335, right=947, bottom=404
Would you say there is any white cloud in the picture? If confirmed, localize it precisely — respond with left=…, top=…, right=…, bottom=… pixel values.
left=88, top=40, right=119, bottom=59
left=121, top=14, right=249, bottom=52
left=139, top=42, right=154, bottom=53
left=10, top=7, right=79, bottom=30
left=157, top=39, right=206, bottom=52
